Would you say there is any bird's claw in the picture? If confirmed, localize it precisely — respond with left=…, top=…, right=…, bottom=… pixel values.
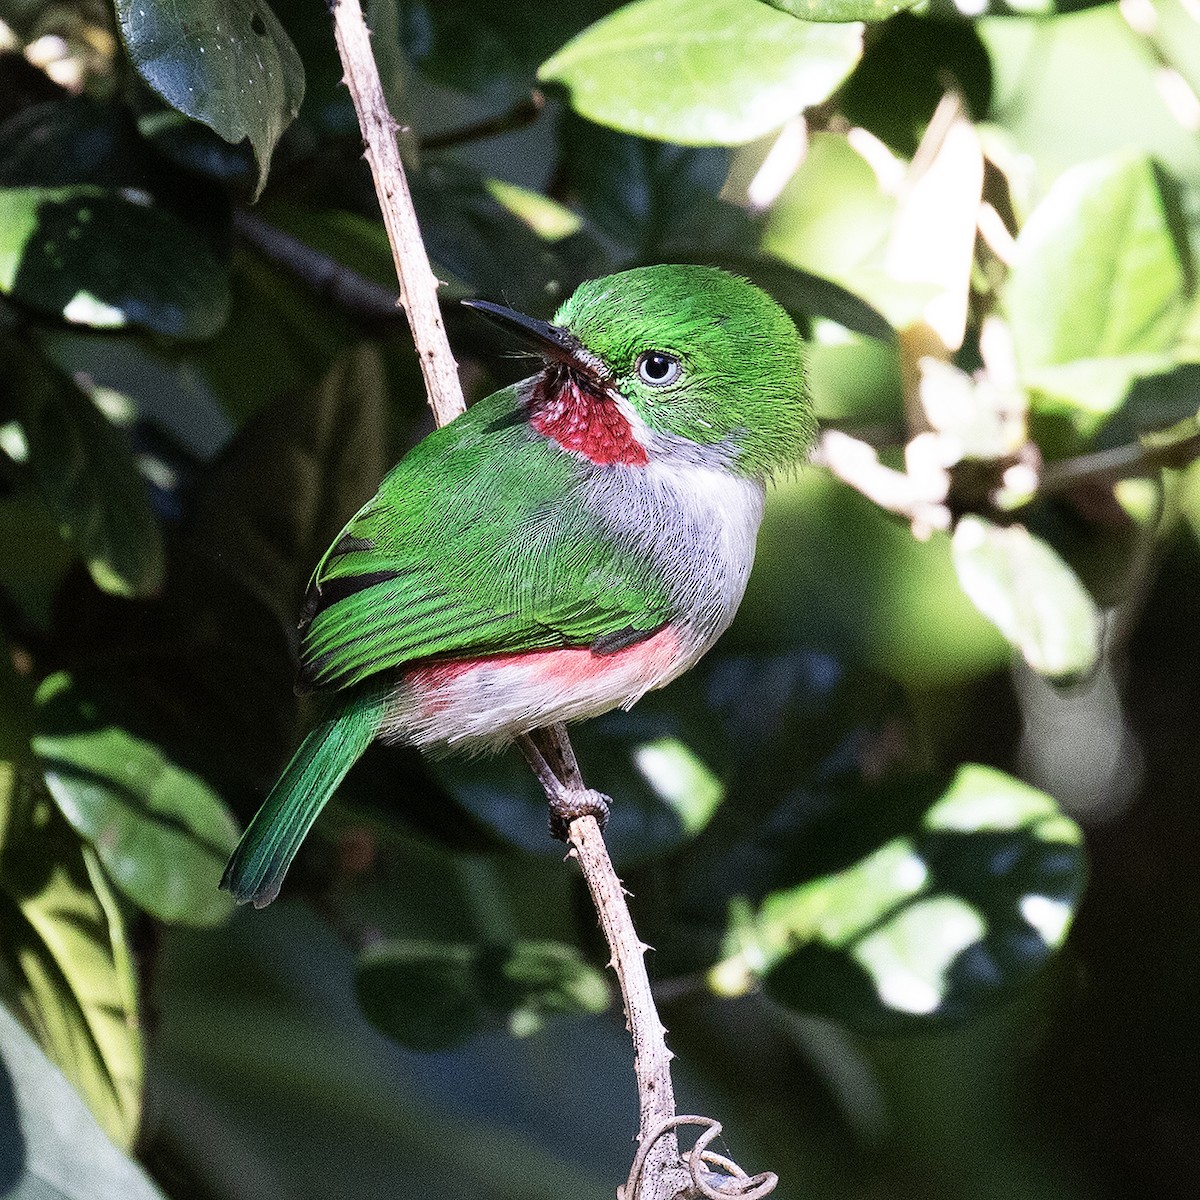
left=549, top=788, right=611, bottom=841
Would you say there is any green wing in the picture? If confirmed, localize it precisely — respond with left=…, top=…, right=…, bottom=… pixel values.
left=297, top=388, right=671, bottom=693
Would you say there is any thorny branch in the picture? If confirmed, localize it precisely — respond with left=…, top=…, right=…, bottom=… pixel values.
left=325, top=2, right=774, bottom=1196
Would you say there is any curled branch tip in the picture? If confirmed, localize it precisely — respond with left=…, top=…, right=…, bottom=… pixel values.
left=622, top=1116, right=779, bottom=1200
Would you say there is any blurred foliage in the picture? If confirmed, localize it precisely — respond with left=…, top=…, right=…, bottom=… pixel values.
left=0, top=0, right=1197, bottom=1197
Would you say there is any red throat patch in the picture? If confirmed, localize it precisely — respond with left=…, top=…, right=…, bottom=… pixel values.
left=529, top=372, right=649, bottom=466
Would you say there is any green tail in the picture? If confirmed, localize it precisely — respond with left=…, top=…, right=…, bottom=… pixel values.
left=221, top=686, right=387, bottom=908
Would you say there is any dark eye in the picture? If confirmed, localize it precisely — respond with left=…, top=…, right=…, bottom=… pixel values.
left=636, top=351, right=681, bottom=387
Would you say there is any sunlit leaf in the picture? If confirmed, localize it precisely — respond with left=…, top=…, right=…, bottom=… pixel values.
left=758, top=0, right=917, bottom=22
left=114, top=0, right=304, bottom=197
left=0, top=1005, right=168, bottom=1199
left=34, top=673, right=240, bottom=927
left=762, top=132, right=933, bottom=328
left=0, top=784, right=143, bottom=1148
left=713, top=765, right=1084, bottom=1032
left=0, top=337, right=165, bottom=599
left=539, top=0, right=863, bottom=145
left=1005, top=154, right=1192, bottom=438
left=485, top=180, right=583, bottom=242
left=952, top=515, right=1101, bottom=681
left=356, top=938, right=608, bottom=1050
left=0, top=185, right=230, bottom=337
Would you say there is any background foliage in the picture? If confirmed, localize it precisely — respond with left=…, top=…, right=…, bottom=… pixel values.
left=0, top=0, right=1198, bottom=1196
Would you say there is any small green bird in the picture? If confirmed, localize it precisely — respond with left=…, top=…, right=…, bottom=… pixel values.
left=221, top=265, right=813, bottom=907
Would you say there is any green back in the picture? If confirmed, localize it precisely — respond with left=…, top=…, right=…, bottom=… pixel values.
left=298, top=388, right=671, bottom=692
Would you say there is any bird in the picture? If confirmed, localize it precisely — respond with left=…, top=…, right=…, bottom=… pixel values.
left=220, top=264, right=814, bottom=907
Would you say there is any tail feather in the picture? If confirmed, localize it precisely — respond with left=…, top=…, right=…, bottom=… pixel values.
left=221, top=686, right=387, bottom=908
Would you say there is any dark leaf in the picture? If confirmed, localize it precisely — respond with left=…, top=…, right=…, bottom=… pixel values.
left=839, top=14, right=993, bottom=158
left=0, top=185, right=230, bottom=337
left=34, top=672, right=240, bottom=927
left=0, top=337, right=165, bottom=599
left=713, top=765, right=1085, bottom=1033
left=356, top=938, right=608, bottom=1050
left=114, top=0, right=304, bottom=196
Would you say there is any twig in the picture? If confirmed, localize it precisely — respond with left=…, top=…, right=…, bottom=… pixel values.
left=233, top=210, right=403, bottom=319
left=327, top=5, right=775, bottom=1195
left=329, top=0, right=465, bottom=425
left=420, top=91, right=546, bottom=152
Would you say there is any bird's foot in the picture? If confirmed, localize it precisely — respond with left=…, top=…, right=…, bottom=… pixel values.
left=548, top=788, right=610, bottom=842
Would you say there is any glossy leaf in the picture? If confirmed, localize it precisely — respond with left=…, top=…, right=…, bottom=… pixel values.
left=539, top=0, right=863, bottom=145
left=952, top=515, right=1101, bottom=682
left=34, top=673, right=240, bottom=927
left=0, top=786, right=143, bottom=1149
left=396, top=0, right=614, bottom=99
left=758, top=0, right=917, bottom=21
left=114, top=0, right=304, bottom=196
left=556, top=113, right=737, bottom=256
left=0, top=337, right=165, bottom=599
left=0, top=185, right=229, bottom=337
left=356, top=938, right=608, bottom=1050
left=438, top=712, right=725, bottom=865
left=0, top=1004, right=167, bottom=1199
left=713, top=765, right=1084, bottom=1032
left=1005, top=154, right=1192, bottom=437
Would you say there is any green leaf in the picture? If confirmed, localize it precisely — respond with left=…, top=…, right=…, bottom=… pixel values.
left=714, top=765, right=1084, bottom=1032
left=0, top=337, right=165, bottom=599
left=951, top=515, right=1101, bottom=682
left=0, top=785, right=143, bottom=1149
left=485, top=180, right=584, bottom=242
left=1005, top=154, right=1192, bottom=437
left=356, top=938, right=609, bottom=1050
left=0, top=185, right=230, bottom=337
left=761, top=132, right=933, bottom=328
left=0, top=1004, right=168, bottom=1200
left=758, top=0, right=917, bottom=21
left=33, top=673, right=240, bottom=928
left=115, top=0, right=304, bottom=197
left=539, top=0, right=863, bottom=145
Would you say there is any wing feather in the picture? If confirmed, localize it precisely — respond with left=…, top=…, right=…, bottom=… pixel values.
left=296, top=388, right=671, bottom=693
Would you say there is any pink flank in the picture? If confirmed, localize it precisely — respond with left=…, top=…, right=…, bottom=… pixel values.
left=391, top=626, right=686, bottom=751
left=529, top=374, right=649, bottom=467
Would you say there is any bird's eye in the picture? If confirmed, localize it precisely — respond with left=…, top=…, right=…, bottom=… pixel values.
left=636, top=351, right=681, bottom=387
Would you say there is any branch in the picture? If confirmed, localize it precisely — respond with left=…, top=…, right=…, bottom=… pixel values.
left=329, top=0, right=464, bottom=426
left=233, top=210, right=404, bottom=320
left=420, top=91, right=546, bottom=152
left=326, top=5, right=775, bottom=1195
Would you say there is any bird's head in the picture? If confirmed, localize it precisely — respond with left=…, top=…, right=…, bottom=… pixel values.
left=465, top=264, right=813, bottom=478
